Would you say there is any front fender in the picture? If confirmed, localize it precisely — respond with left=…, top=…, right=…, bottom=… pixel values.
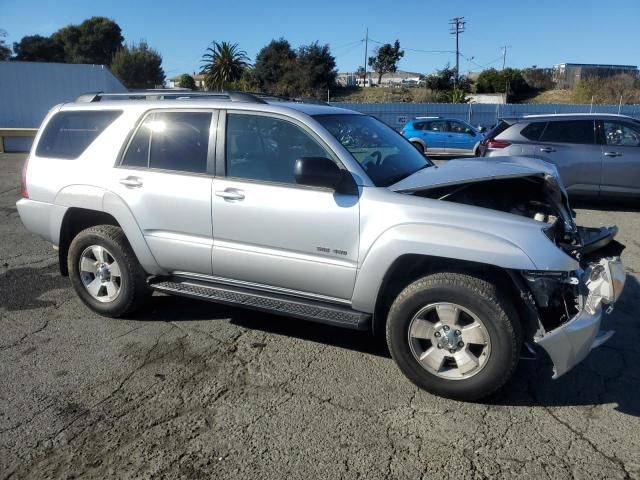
left=352, top=223, right=538, bottom=313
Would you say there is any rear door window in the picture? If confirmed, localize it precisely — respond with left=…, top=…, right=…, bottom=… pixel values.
left=36, top=110, right=122, bottom=159
left=122, top=111, right=212, bottom=173
left=540, top=120, right=595, bottom=144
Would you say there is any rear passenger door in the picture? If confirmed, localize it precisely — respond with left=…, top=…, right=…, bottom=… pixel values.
left=113, top=110, right=216, bottom=275
left=534, top=120, right=601, bottom=196
left=422, top=120, right=448, bottom=153
left=599, top=120, right=640, bottom=197
left=211, top=111, right=360, bottom=301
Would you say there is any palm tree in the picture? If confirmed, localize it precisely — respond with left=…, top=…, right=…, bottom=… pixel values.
left=201, top=41, right=250, bottom=91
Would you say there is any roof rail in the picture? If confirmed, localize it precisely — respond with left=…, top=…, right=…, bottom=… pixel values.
left=75, top=90, right=267, bottom=104
left=249, top=92, right=329, bottom=106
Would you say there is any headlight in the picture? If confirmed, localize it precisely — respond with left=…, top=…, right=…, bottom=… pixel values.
left=583, top=257, right=625, bottom=314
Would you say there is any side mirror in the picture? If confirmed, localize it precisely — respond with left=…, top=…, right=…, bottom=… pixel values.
left=294, top=157, right=357, bottom=194
left=478, top=126, right=486, bottom=133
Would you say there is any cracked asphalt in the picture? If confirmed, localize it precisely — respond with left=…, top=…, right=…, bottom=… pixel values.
left=1, top=152, right=639, bottom=479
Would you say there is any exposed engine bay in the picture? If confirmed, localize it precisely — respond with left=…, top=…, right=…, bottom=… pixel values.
left=412, top=174, right=622, bottom=264
left=413, top=175, right=626, bottom=333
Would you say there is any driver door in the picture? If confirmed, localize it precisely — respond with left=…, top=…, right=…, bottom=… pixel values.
left=599, top=120, right=640, bottom=197
left=446, top=120, right=478, bottom=154
left=211, top=111, right=360, bottom=301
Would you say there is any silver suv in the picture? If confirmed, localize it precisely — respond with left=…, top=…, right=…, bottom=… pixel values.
left=482, top=113, right=640, bottom=198
left=17, top=92, right=626, bottom=401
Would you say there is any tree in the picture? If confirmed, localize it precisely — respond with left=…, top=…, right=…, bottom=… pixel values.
left=0, top=29, right=11, bottom=60
left=368, top=40, right=404, bottom=84
left=254, top=38, right=297, bottom=94
left=447, top=89, right=469, bottom=103
left=201, top=41, right=250, bottom=91
left=177, top=73, right=197, bottom=90
left=53, top=17, right=123, bottom=65
left=476, top=68, right=528, bottom=96
left=111, top=41, right=165, bottom=89
left=522, top=68, right=554, bottom=91
left=425, top=64, right=456, bottom=92
left=12, top=35, right=65, bottom=62
left=227, top=68, right=260, bottom=92
left=295, top=42, right=336, bottom=97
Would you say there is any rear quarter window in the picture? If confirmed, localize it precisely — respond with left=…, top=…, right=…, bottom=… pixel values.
left=520, top=122, right=546, bottom=141
left=36, top=110, right=122, bottom=159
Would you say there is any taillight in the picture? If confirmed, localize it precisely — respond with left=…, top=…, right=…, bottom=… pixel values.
left=486, top=138, right=511, bottom=149
left=21, top=157, right=29, bottom=198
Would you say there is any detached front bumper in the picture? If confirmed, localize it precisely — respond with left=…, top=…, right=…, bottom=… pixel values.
left=534, top=257, right=626, bottom=378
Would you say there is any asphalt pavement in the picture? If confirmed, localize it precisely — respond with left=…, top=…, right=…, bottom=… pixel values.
left=1, top=153, right=639, bottom=479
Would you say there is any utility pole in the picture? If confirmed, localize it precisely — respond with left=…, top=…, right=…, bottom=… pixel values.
left=449, top=16, right=465, bottom=89
left=363, top=28, right=369, bottom=88
left=500, top=45, right=511, bottom=70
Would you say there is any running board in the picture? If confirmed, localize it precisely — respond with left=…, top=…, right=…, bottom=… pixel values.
left=150, top=278, right=371, bottom=330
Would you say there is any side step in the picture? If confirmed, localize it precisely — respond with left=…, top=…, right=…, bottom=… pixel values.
left=150, top=278, right=371, bottom=331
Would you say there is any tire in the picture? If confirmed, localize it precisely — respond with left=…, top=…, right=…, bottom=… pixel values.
left=411, top=141, right=425, bottom=155
left=68, top=225, right=150, bottom=318
left=386, top=272, right=521, bottom=401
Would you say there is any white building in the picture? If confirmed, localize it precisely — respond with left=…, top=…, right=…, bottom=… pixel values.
left=337, top=70, right=423, bottom=87
left=168, top=73, right=207, bottom=90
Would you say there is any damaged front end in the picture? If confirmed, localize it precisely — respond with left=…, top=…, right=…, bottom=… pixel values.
left=389, top=157, right=627, bottom=378
left=523, top=256, right=625, bottom=378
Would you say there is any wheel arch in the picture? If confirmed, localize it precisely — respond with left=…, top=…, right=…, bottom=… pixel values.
left=368, top=254, right=539, bottom=340
left=408, top=137, right=427, bottom=151
left=56, top=190, right=163, bottom=277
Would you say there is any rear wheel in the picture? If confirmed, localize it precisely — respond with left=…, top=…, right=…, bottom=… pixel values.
left=386, top=272, right=521, bottom=401
left=68, top=225, right=150, bottom=317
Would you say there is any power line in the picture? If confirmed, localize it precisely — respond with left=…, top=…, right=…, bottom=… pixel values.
left=368, top=38, right=454, bottom=54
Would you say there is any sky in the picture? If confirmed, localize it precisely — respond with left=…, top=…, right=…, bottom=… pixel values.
left=3, top=0, right=640, bottom=79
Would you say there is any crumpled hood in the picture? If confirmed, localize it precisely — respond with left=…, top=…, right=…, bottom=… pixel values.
left=389, top=156, right=560, bottom=193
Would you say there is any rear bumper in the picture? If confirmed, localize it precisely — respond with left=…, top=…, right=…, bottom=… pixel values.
left=16, top=198, right=65, bottom=245
left=534, top=257, right=625, bottom=378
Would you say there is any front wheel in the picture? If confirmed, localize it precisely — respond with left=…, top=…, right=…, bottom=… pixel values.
left=68, top=225, right=150, bottom=317
left=386, top=272, right=521, bottom=401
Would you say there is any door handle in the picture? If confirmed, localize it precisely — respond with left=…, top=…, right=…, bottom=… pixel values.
left=215, top=188, right=245, bottom=201
left=119, top=176, right=143, bottom=188
left=604, top=151, right=623, bottom=157
left=539, top=147, right=556, bottom=153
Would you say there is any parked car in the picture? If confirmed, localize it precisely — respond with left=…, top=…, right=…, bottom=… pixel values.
left=17, top=92, right=625, bottom=401
left=482, top=113, right=640, bottom=198
left=401, top=117, right=486, bottom=156
left=476, top=117, right=520, bottom=156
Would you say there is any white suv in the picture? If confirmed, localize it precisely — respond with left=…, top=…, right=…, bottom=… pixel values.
left=17, top=91, right=626, bottom=401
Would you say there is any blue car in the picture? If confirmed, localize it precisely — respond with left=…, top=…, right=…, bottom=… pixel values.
left=401, top=117, right=486, bottom=156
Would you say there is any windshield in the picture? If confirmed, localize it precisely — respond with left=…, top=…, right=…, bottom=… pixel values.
left=314, top=114, right=431, bottom=187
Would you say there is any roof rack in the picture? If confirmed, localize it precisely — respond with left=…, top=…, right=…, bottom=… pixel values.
left=75, top=90, right=267, bottom=104
left=249, top=92, right=329, bottom=106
